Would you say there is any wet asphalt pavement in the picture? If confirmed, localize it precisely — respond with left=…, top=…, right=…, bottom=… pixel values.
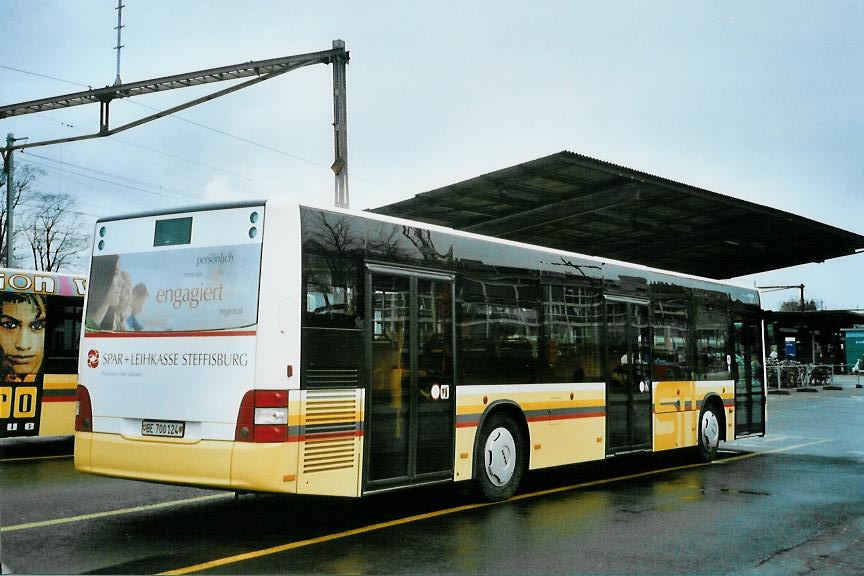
left=2, top=379, right=863, bottom=575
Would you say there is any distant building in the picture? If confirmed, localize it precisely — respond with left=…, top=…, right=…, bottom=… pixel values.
left=765, top=310, right=864, bottom=370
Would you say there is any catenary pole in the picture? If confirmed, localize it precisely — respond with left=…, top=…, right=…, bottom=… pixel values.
left=114, top=0, right=125, bottom=86
left=332, top=39, right=349, bottom=208
left=4, top=133, right=14, bottom=267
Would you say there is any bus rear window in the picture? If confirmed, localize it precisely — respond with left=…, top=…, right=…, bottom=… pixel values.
left=85, top=243, right=261, bottom=332
left=154, top=217, right=193, bottom=246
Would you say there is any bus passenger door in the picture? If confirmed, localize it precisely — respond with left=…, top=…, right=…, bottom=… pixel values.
left=733, top=314, right=766, bottom=437
left=605, top=298, right=652, bottom=455
left=366, top=267, right=455, bottom=491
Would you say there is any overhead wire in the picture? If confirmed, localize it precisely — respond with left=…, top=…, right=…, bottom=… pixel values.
left=2, top=64, right=408, bottom=196
left=106, top=136, right=253, bottom=183
left=125, top=100, right=332, bottom=170
left=20, top=155, right=193, bottom=204
left=0, top=64, right=91, bottom=89
left=21, top=151, right=198, bottom=201
left=21, top=159, right=166, bottom=218
left=2, top=100, right=243, bottom=191
left=48, top=172, right=139, bottom=217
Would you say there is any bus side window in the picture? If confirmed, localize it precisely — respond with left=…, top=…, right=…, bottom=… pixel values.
left=541, top=284, right=602, bottom=383
left=300, top=208, right=365, bottom=389
left=694, top=290, right=732, bottom=381
left=300, top=209, right=364, bottom=330
left=42, top=296, right=83, bottom=375
left=651, top=286, right=693, bottom=382
left=457, top=273, right=540, bottom=385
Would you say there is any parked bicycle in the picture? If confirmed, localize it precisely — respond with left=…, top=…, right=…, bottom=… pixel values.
left=767, top=358, right=807, bottom=389
left=807, top=365, right=831, bottom=386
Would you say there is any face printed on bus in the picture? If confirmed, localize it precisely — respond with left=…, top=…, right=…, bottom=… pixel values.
left=0, top=297, right=47, bottom=376
left=108, top=266, right=124, bottom=307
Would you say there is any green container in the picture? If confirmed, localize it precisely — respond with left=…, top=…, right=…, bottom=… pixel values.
left=844, top=329, right=864, bottom=371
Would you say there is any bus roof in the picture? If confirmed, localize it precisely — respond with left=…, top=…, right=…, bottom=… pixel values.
left=90, top=198, right=759, bottom=301
left=296, top=200, right=760, bottom=303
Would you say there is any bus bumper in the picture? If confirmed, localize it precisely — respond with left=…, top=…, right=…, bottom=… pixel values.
left=74, top=432, right=300, bottom=493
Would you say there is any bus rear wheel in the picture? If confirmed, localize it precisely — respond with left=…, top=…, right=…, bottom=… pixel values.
left=475, top=412, right=524, bottom=501
left=697, top=404, right=721, bottom=462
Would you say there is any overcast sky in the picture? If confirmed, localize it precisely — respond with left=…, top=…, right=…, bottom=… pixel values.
left=2, top=1, right=862, bottom=310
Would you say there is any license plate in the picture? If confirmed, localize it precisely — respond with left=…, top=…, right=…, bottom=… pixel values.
left=141, top=420, right=185, bottom=438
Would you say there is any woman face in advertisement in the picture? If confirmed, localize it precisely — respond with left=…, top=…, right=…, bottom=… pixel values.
left=85, top=255, right=123, bottom=329
left=107, top=265, right=124, bottom=308
left=0, top=294, right=47, bottom=376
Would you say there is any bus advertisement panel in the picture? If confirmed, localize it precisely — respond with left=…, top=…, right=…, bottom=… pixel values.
left=0, top=269, right=86, bottom=438
left=84, top=244, right=261, bottom=333
left=77, top=205, right=264, bottom=455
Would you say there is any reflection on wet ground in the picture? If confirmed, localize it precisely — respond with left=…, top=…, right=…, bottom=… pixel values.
left=2, top=389, right=864, bottom=574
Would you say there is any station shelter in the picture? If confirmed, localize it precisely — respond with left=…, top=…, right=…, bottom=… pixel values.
left=372, top=151, right=864, bottom=281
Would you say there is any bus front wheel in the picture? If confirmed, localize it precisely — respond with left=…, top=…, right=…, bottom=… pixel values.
left=697, top=404, right=721, bottom=462
left=475, top=412, right=524, bottom=501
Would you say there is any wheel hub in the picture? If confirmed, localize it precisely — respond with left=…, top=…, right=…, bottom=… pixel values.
left=701, top=410, right=720, bottom=450
left=484, top=427, right=516, bottom=487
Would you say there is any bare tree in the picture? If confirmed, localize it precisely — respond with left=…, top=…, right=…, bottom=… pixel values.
left=0, top=163, right=44, bottom=265
left=22, top=192, right=89, bottom=272
left=779, top=298, right=820, bottom=312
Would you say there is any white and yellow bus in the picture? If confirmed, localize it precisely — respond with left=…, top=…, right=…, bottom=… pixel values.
left=74, top=201, right=765, bottom=500
left=1, top=268, right=86, bottom=439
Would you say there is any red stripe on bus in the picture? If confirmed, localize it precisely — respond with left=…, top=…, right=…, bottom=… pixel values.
left=42, top=395, right=76, bottom=403
left=527, top=412, right=605, bottom=423
left=456, top=411, right=605, bottom=429
left=86, top=330, right=256, bottom=338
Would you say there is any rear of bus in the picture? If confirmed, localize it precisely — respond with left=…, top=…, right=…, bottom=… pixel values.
left=75, top=201, right=305, bottom=492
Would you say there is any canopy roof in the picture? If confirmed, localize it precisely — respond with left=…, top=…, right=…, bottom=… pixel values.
left=371, top=151, right=864, bottom=279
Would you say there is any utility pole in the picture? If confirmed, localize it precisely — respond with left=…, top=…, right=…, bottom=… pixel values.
left=331, top=39, right=349, bottom=208
left=114, top=0, right=125, bottom=86
left=757, top=284, right=807, bottom=311
left=3, top=133, right=15, bottom=267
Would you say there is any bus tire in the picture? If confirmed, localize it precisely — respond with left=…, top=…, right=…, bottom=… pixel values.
left=475, top=412, right=525, bottom=501
left=697, top=403, right=721, bottom=462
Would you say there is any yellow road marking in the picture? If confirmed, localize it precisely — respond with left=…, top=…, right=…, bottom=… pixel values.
left=0, top=494, right=232, bottom=533
left=161, top=438, right=831, bottom=575
left=0, top=454, right=73, bottom=463
left=161, top=502, right=496, bottom=575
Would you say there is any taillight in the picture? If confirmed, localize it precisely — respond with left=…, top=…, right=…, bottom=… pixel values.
left=75, top=385, right=93, bottom=432
left=235, top=390, right=288, bottom=442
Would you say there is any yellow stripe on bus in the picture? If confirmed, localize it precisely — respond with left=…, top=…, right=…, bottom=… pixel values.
left=42, top=374, right=77, bottom=389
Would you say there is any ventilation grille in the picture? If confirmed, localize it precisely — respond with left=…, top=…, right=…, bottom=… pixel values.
left=305, top=368, right=359, bottom=388
left=302, top=390, right=359, bottom=474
